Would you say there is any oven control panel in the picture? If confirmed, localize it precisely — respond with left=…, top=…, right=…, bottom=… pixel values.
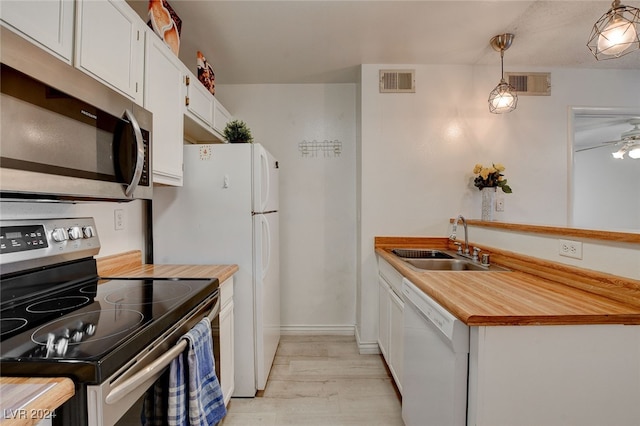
left=0, top=217, right=100, bottom=275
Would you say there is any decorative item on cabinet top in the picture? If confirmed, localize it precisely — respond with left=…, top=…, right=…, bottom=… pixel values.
left=298, top=140, right=342, bottom=158
left=223, top=120, right=254, bottom=143
left=148, top=0, right=182, bottom=55
left=197, top=51, right=215, bottom=95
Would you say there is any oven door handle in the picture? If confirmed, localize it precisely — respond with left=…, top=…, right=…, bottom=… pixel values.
left=104, top=298, right=221, bottom=405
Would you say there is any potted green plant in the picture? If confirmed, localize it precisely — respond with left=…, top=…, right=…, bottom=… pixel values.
left=223, top=119, right=254, bottom=143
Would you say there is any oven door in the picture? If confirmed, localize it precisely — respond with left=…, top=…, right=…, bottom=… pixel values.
left=57, top=291, right=220, bottom=426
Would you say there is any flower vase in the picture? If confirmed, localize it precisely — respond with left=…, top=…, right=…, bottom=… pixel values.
left=481, top=187, right=497, bottom=221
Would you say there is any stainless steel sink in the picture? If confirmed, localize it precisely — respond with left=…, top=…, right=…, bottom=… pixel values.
left=391, top=249, right=454, bottom=259
left=392, top=248, right=509, bottom=272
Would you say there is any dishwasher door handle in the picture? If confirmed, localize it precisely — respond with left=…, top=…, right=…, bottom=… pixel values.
left=104, top=298, right=221, bottom=405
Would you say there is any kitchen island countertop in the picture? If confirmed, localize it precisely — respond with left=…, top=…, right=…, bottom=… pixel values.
left=376, top=236, right=640, bottom=326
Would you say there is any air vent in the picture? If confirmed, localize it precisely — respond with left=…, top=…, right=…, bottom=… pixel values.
left=505, top=72, right=551, bottom=96
left=379, top=69, right=415, bottom=93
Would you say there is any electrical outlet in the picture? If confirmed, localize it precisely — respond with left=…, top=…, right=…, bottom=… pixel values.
left=114, top=209, right=125, bottom=230
left=559, top=239, right=582, bottom=259
left=496, top=197, right=505, bottom=212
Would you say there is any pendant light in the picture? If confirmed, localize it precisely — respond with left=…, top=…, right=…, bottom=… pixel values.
left=488, top=33, right=517, bottom=114
left=588, top=0, right=640, bottom=60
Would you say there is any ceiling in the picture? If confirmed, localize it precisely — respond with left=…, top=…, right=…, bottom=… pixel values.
left=127, top=0, right=640, bottom=85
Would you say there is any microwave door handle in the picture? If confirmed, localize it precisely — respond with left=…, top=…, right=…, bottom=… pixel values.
left=122, top=109, right=144, bottom=198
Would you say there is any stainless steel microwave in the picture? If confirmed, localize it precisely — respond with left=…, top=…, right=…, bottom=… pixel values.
left=0, top=63, right=152, bottom=202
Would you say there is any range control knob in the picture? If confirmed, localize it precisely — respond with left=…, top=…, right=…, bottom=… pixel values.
left=68, top=226, right=83, bottom=240
left=51, top=228, right=68, bottom=242
left=82, top=225, right=95, bottom=238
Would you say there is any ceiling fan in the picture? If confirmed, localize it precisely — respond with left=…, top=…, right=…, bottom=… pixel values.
left=575, top=118, right=640, bottom=159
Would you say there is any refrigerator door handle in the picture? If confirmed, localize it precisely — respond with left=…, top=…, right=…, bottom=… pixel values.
left=260, top=148, right=270, bottom=212
left=261, top=214, right=272, bottom=279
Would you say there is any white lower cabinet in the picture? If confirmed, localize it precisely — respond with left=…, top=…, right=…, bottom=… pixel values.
left=388, top=288, right=403, bottom=390
left=468, top=324, right=640, bottom=426
left=0, top=0, right=74, bottom=63
left=218, top=277, right=235, bottom=406
left=144, top=30, right=185, bottom=186
left=377, top=256, right=404, bottom=393
left=377, top=277, right=390, bottom=360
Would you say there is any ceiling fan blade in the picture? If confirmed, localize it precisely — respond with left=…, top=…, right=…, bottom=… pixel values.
left=575, top=140, right=622, bottom=153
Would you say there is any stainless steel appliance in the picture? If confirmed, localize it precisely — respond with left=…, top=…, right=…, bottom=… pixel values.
left=0, top=218, right=220, bottom=426
left=0, top=62, right=152, bottom=202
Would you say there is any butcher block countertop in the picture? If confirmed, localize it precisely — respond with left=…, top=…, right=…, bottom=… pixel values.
left=0, top=377, right=74, bottom=425
left=96, top=250, right=238, bottom=282
left=376, top=237, right=640, bottom=326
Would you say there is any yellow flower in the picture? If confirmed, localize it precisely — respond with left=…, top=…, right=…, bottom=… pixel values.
left=494, top=163, right=505, bottom=172
left=480, top=167, right=491, bottom=179
left=473, top=164, right=483, bottom=174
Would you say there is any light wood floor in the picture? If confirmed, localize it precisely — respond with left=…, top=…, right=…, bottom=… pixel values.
left=220, top=335, right=404, bottom=426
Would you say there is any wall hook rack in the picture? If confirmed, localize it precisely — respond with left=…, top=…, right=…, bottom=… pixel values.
left=298, top=139, right=342, bottom=158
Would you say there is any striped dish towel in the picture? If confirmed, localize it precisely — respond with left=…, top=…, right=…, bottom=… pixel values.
left=168, top=318, right=227, bottom=425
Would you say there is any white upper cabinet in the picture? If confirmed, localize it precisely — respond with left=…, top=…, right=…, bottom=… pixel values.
left=144, top=30, right=186, bottom=186
left=185, top=73, right=215, bottom=129
left=0, top=0, right=75, bottom=63
left=183, top=72, right=232, bottom=142
left=213, top=98, right=231, bottom=136
left=75, top=0, right=145, bottom=104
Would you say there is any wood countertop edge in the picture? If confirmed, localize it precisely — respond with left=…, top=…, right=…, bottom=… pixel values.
left=375, top=238, right=640, bottom=326
left=0, top=377, right=74, bottom=426
left=96, top=251, right=239, bottom=283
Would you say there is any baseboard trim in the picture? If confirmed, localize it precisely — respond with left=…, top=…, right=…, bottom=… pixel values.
left=355, top=326, right=381, bottom=355
left=280, top=325, right=355, bottom=335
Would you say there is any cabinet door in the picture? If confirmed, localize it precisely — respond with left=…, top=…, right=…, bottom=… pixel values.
left=389, top=288, right=404, bottom=393
left=145, top=32, right=185, bottom=186
left=0, top=0, right=74, bottom=63
left=378, top=276, right=390, bottom=362
left=75, top=0, right=144, bottom=104
left=219, top=298, right=234, bottom=406
left=213, top=98, right=231, bottom=137
left=185, top=73, right=214, bottom=128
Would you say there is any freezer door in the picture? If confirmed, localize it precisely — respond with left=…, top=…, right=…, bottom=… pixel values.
left=252, top=143, right=279, bottom=213
left=253, top=211, right=280, bottom=390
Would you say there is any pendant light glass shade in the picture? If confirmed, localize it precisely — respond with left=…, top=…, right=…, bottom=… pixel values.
left=588, top=0, right=640, bottom=59
left=489, top=80, right=518, bottom=113
left=488, top=34, right=517, bottom=114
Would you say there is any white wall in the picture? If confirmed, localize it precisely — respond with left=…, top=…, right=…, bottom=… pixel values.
left=216, top=84, right=357, bottom=332
left=358, top=64, right=640, bottom=347
left=0, top=200, right=147, bottom=259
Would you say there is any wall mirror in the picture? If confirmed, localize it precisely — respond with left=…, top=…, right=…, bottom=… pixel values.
left=569, top=107, right=640, bottom=233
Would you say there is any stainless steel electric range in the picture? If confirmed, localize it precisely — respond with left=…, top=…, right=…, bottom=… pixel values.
left=0, top=217, right=220, bottom=426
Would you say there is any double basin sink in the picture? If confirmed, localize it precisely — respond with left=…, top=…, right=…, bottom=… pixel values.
left=391, top=248, right=509, bottom=272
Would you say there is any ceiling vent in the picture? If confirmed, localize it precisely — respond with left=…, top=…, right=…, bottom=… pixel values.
left=505, top=72, right=551, bottom=96
left=379, top=69, right=415, bottom=93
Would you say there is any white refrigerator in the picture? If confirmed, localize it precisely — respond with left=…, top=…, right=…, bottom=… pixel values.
left=153, top=143, right=280, bottom=397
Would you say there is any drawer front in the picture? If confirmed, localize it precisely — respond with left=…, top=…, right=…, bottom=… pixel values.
left=378, top=256, right=404, bottom=297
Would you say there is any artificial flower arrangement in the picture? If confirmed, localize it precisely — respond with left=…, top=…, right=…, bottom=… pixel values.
left=472, top=163, right=513, bottom=193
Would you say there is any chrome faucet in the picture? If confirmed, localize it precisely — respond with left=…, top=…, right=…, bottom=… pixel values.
left=449, top=215, right=470, bottom=256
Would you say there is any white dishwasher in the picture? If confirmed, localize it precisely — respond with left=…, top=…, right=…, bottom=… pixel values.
left=402, top=277, right=469, bottom=426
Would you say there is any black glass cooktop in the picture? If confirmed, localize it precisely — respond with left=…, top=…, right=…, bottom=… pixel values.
left=0, top=275, right=218, bottom=383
